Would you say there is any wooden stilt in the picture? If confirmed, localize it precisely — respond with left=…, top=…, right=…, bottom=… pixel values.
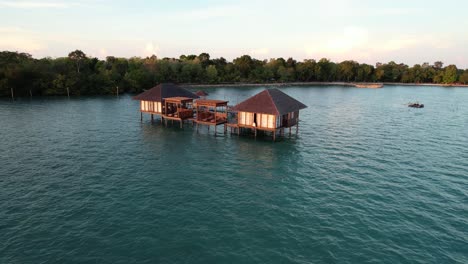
left=214, top=124, right=217, bottom=136
left=296, top=121, right=299, bottom=135
left=161, top=116, right=164, bottom=124
left=224, top=124, right=227, bottom=134
left=11, top=88, right=14, bottom=100
left=66, top=87, right=70, bottom=98
left=254, top=128, right=257, bottom=139
left=29, top=89, right=32, bottom=98
left=289, top=127, right=292, bottom=137
left=180, top=120, right=183, bottom=129
left=273, top=130, right=276, bottom=142
left=140, top=112, right=143, bottom=122
left=197, top=122, right=199, bottom=133
left=151, top=114, right=154, bottom=123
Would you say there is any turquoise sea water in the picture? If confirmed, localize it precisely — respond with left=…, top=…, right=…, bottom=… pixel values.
left=1, top=85, right=467, bottom=263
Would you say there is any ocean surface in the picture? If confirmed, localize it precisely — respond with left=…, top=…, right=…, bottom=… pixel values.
left=1, top=85, right=467, bottom=263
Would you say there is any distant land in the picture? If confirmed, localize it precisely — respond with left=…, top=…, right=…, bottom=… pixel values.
left=1, top=50, right=468, bottom=97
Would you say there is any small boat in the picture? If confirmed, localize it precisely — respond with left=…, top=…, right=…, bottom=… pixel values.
left=408, top=103, right=424, bottom=108
left=354, top=83, right=384, bottom=89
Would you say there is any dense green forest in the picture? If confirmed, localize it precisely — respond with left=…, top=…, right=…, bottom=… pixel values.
left=1, top=50, right=468, bottom=97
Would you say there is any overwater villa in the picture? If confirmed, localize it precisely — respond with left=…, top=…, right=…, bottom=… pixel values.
left=133, top=83, right=199, bottom=126
left=228, top=89, right=307, bottom=141
left=134, top=84, right=307, bottom=141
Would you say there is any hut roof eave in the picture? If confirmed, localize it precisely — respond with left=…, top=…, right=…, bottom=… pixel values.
left=133, top=83, right=199, bottom=101
left=232, top=89, right=307, bottom=115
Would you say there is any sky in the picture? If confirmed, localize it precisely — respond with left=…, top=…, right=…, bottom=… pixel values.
left=1, top=0, right=468, bottom=68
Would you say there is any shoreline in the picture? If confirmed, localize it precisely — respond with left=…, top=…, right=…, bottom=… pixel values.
left=3, top=82, right=468, bottom=99
left=185, top=82, right=468, bottom=88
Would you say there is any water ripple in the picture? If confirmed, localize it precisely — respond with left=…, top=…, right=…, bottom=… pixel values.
left=1, top=87, right=467, bottom=263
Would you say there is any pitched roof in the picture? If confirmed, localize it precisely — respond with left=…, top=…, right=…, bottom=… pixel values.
left=133, top=83, right=199, bottom=101
left=232, top=89, right=307, bottom=115
left=195, top=90, right=209, bottom=96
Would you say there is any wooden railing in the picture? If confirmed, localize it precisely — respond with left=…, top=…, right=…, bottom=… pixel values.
left=177, top=108, right=193, bottom=119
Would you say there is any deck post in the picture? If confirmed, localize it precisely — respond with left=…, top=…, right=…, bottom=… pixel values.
left=140, top=112, right=143, bottom=122
left=11, top=88, right=14, bottom=100
left=296, top=120, right=299, bottom=135
left=66, top=87, right=70, bottom=98
left=289, top=126, right=292, bottom=137
left=273, top=130, right=276, bottom=142
left=30, top=89, right=32, bottom=98
left=151, top=114, right=153, bottom=123
left=180, top=120, right=183, bottom=129
left=196, top=122, right=199, bottom=133
left=214, top=124, right=217, bottom=136
left=224, top=124, right=227, bottom=134
left=254, top=128, right=257, bottom=139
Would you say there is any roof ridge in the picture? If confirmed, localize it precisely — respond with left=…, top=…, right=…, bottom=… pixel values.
left=265, top=89, right=280, bottom=116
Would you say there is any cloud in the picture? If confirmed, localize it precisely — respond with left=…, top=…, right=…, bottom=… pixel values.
left=0, top=1, right=72, bottom=8
left=303, top=27, right=445, bottom=63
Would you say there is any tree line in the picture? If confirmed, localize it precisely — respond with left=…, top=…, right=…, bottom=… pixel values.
left=1, top=50, right=468, bottom=97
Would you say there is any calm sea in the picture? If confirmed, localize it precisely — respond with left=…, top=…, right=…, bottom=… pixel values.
left=1, top=86, right=467, bottom=263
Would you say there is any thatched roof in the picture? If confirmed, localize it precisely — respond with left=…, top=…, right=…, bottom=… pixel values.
left=232, top=89, right=307, bottom=115
left=133, top=83, right=199, bottom=101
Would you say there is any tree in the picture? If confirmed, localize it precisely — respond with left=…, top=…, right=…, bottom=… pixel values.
left=442, top=65, right=458, bottom=84
left=205, top=65, right=218, bottom=83
left=277, top=66, right=294, bottom=82
left=198, top=53, right=211, bottom=68
left=68, top=50, right=87, bottom=73
left=296, top=59, right=316, bottom=82
left=316, top=58, right=335, bottom=82
left=459, top=70, right=468, bottom=84
left=233, top=55, right=254, bottom=79
left=434, top=61, right=444, bottom=70
left=356, top=64, right=374, bottom=82
left=338, top=60, right=358, bottom=82
left=2, top=50, right=468, bottom=97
